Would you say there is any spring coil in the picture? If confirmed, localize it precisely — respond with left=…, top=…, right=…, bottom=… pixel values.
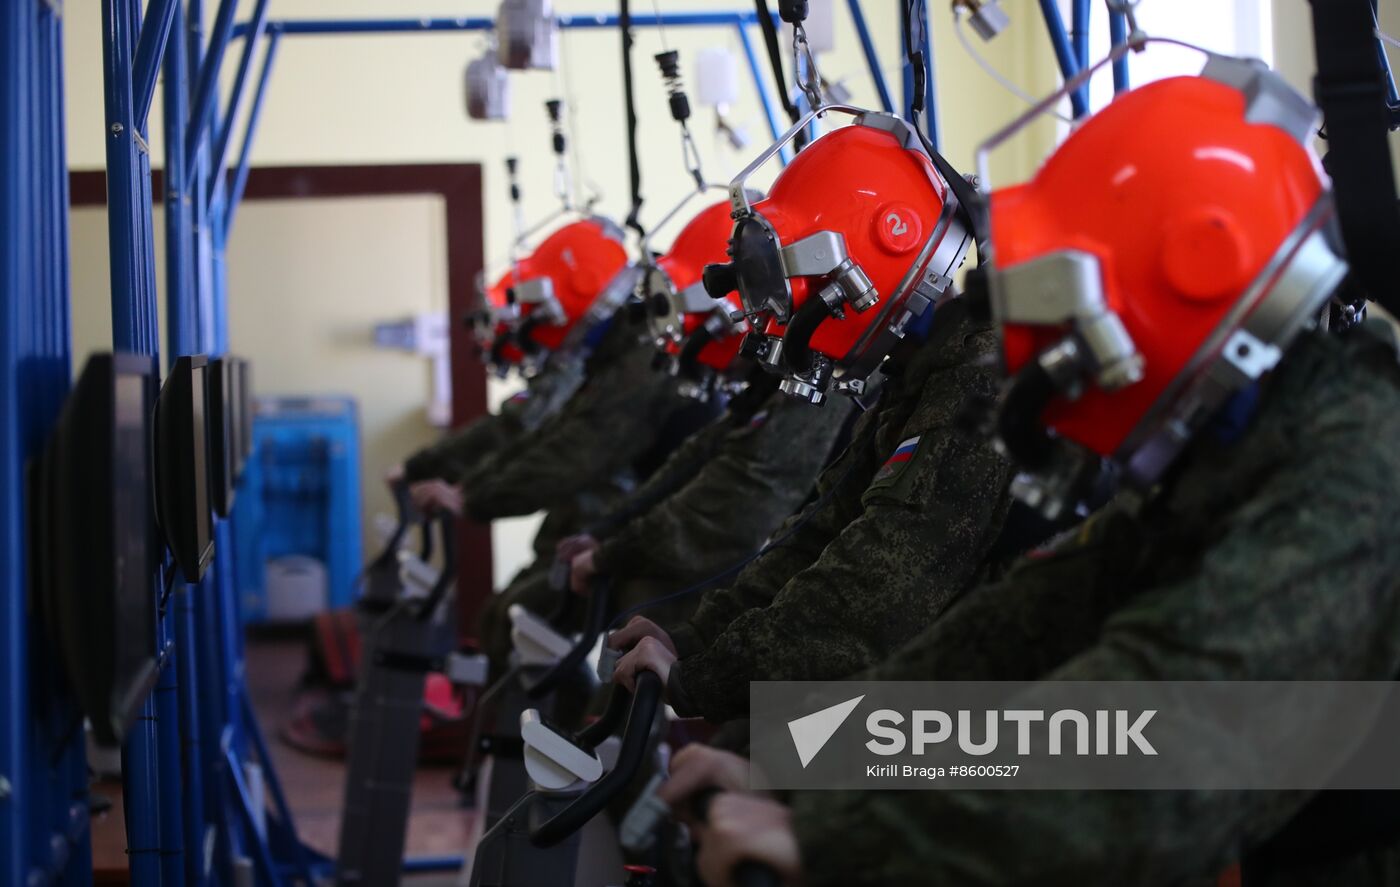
left=654, top=50, right=691, bottom=123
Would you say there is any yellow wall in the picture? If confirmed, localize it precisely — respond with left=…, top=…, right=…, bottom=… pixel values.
left=69, top=196, right=453, bottom=569
left=63, top=3, right=1062, bottom=255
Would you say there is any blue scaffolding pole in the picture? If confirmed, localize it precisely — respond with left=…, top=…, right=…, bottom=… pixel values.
left=0, top=0, right=92, bottom=883
left=1038, top=0, right=1089, bottom=118
left=1108, top=2, right=1131, bottom=93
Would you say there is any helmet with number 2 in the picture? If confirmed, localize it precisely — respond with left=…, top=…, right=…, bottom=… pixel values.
left=984, top=56, right=1347, bottom=517
left=703, top=110, right=972, bottom=404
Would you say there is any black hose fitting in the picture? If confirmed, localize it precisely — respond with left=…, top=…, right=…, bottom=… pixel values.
left=677, top=326, right=715, bottom=380
left=995, top=359, right=1060, bottom=472
left=781, top=294, right=834, bottom=376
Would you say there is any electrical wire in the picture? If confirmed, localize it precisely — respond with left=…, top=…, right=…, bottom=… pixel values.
left=952, top=9, right=1075, bottom=125
left=651, top=0, right=670, bottom=51
left=557, top=33, right=603, bottom=209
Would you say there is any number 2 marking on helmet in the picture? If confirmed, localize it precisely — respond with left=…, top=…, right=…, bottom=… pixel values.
left=886, top=213, right=909, bottom=238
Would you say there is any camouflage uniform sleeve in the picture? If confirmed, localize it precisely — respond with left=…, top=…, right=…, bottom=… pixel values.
left=460, top=339, right=677, bottom=521
left=402, top=352, right=585, bottom=483
left=791, top=334, right=1400, bottom=887
left=665, top=402, right=877, bottom=660
left=587, top=412, right=734, bottom=539
left=594, top=395, right=853, bottom=583
left=672, top=337, right=1013, bottom=720
left=402, top=411, right=517, bottom=483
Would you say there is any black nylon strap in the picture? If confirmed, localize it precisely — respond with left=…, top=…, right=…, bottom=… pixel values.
left=621, top=0, right=645, bottom=238
left=1309, top=0, right=1400, bottom=315
left=901, top=0, right=987, bottom=255
left=754, top=0, right=809, bottom=150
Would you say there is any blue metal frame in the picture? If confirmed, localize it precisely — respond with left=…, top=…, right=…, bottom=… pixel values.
left=847, top=0, right=894, bottom=114
left=1037, top=0, right=1089, bottom=118
left=131, top=0, right=178, bottom=131
left=225, top=32, right=282, bottom=233
left=185, top=0, right=239, bottom=188
left=734, top=23, right=784, bottom=145
left=218, top=12, right=791, bottom=194
left=1, top=0, right=92, bottom=883
left=1108, top=2, right=1130, bottom=93
left=208, top=0, right=272, bottom=204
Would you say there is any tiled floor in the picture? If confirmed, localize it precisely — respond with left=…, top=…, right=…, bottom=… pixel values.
left=91, top=634, right=479, bottom=884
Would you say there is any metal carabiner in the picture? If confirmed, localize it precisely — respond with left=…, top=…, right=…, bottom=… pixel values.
left=792, top=24, right=826, bottom=112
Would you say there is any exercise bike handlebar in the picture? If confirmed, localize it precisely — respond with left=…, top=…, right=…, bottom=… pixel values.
left=525, top=577, right=611, bottom=699
left=573, top=684, right=631, bottom=750
left=413, top=511, right=458, bottom=621
left=369, top=478, right=417, bottom=571
left=690, top=789, right=784, bottom=887
left=529, top=670, right=663, bottom=848
left=545, top=559, right=582, bottom=628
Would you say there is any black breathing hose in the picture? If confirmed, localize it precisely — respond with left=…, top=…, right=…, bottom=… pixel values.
left=995, top=358, right=1060, bottom=473
left=676, top=325, right=716, bottom=379
left=780, top=295, right=834, bottom=376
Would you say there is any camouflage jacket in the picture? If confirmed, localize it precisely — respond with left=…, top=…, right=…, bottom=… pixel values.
left=401, top=348, right=586, bottom=484
left=666, top=298, right=1017, bottom=721
left=459, top=319, right=688, bottom=524
left=790, top=327, right=1400, bottom=886
left=591, top=381, right=854, bottom=606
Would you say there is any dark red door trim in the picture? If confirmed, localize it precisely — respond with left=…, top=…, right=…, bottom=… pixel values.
left=71, top=164, right=494, bottom=630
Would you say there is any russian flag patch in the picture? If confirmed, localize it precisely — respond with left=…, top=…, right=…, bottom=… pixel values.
left=874, top=435, right=921, bottom=482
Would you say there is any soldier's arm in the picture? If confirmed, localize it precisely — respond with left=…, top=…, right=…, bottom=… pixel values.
left=595, top=398, right=851, bottom=584
left=587, top=413, right=734, bottom=539
left=672, top=355, right=1013, bottom=722
left=403, top=411, right=516, bottom=483
left=402, top=352, right=582, bottom=484
left=791, top=351, right=1400, bottom=887
left=665, top=404, right=876, bottom=659
left=461, top=346, right=675, bottom=521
